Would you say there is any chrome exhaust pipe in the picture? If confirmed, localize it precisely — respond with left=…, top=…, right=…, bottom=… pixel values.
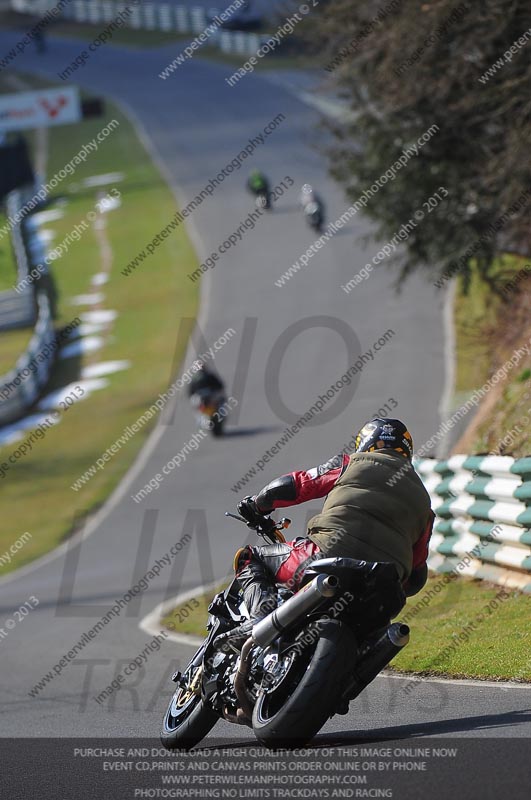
left=387, top=622, right=410, bottom=648
left=252, top=574, right=338, bottom=649
left=344, top=622, right=410, bottom=701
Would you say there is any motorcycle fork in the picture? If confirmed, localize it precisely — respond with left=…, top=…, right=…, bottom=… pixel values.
left=175, top=665, right=203, bottom=708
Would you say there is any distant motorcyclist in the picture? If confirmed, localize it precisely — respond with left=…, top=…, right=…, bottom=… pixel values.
left=29, top=17, right=47, bottom=53
left=187, top=362, right=227, bottom=435
left=187, top=362, right=225, bottom=399
left=299, top=183, right=318, bottom=208
left=218, top=418, right=434, bottom=647
left=34, top=29, right=46, bottom=53
left=300, top=183, right=325, bottom=230
left=247, top=170, right=270, bottom=196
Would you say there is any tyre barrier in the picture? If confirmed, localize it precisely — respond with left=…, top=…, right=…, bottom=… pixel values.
left=416, top=455, right=531, bottom=594
left=10, top=0, right=270, bottom=57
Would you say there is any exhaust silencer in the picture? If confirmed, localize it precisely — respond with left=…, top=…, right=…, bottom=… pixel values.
left=252, top=573, right=338, bottom=649
left=345, top=622, right=410, bottom=701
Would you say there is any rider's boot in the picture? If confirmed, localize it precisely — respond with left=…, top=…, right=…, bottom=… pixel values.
left=216, top=558, right=276, bottom=649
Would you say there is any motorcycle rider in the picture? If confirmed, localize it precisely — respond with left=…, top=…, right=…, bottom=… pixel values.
left=300, top=183, right=325, bottom=228
left=247, top=169, right=270, bottom=196
left=187, top=361, right=225, bottom=398
left=299, top=183, right=318, bottom=208
left=218, top=418, right=434, bottom=647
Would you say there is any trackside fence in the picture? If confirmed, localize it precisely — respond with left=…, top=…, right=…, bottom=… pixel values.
left=0, top=190, right=56, bottom=426
left=10, top=0, right=270, bottom=56
left=416, top=455, right=531, bottom=594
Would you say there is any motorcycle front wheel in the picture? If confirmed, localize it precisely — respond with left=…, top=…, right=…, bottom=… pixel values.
left=160, top=660, right=218, bottom=750
left=252, top=619, right=352, bottom=748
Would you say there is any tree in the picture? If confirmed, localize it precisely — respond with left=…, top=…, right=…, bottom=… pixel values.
left=311, top=0, right=531, bottom=291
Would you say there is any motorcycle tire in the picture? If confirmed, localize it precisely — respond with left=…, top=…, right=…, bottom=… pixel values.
left=252, top=619, right=352, bottom=748
left=161, top=662, right=218, bottom=750
left=255, top=193, right=270, bottom=210
left=211, top=417, right=224, bottom=437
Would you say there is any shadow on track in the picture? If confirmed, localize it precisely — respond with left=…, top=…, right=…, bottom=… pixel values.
left=223, top=425, right=282, bottom=438
left=315, top=708, right=531, bottom=743
left=192, top=709, right=531, bottom=752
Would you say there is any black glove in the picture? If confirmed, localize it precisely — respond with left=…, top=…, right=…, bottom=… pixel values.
left=237, top=496, right=261, bottom=525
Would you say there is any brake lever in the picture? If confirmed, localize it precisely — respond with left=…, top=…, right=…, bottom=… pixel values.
left=225, top=510, right=263, bottom=532
left=225, top=512, right=246, bottom=523
left=225, top=511, right=292, bottom=540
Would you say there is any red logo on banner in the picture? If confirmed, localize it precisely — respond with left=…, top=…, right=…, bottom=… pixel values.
left=39, top=96, right=68, bottom=118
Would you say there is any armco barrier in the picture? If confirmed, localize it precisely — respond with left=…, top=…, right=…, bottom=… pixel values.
left=10, top=0, right=269, bottom=56
left=0, top=190, right=56, bottom=427
left=0, top=292, right=55, bottom=426
left=0, top=190, right=36, bottom=333
left=415, top=455, right=531, bottom=594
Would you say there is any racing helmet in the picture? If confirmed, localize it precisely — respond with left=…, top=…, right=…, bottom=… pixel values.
left=354, top=418, right=413, bottom=459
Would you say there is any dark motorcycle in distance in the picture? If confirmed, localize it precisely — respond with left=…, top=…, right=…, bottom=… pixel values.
left=247, top=172, right=271, bottom=211
left=160, top=509, right=410, bottom=750
left=190, top=390, right=228, bottom=437
left=304, top=199, right=324, bottom=232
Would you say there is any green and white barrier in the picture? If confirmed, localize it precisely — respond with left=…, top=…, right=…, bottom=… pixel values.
left=415, top=455, right=531, bottom=594
left=11, top=1, right=270, bottom=57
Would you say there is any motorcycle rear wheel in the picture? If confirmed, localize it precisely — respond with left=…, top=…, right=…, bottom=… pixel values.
left=255, top=192, right=270, bottom=209
left=211, top=417, right=224, bottom=437
left=252, top=619, right=352, bottom=748
left=160, top=663, right=218, bottom=750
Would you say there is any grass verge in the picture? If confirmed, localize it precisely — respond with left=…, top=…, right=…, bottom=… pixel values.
left=197, top=46, right=319, bottom=72
left=0, top=12, right=188, bottom=48
left=0, top=327, right=34, bottom=375
left=452, top=253, right=531, bottom=455
left=161, top=588, right=220, bottom=638
left=0, top=73, right=199, bottom=574
left=391, top=575, right=530, bottom=681
left=46, top=20, right=189, bottom=49
left=160, top=574, right=530, bottom=681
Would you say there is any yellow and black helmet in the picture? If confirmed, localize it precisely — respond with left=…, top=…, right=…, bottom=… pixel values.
left=354, top=418, right=413, bottom=459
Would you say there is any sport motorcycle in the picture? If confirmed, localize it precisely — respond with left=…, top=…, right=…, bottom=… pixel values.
left=160, top=509, right=409, bottom=749
left=190, top=389, right=227, bottom=437
left=304, top=199, right=324, bottom=232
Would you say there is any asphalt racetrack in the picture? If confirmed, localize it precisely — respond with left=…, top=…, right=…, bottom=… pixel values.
left=0, top=27, right=529, bottom=800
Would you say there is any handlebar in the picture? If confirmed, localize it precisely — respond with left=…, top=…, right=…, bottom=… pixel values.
left=225, top=511, right=291, bottom=544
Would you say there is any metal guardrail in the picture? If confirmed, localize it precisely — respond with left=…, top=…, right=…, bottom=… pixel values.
left=0, top=190, right=36, bottom=333
left=0, top=292, right=55, bottom=426
left=0, top=190, right=55, bottom=427
left=416, top=455, right=531, bottom=593
left=11, top=1, right=269, bottom=56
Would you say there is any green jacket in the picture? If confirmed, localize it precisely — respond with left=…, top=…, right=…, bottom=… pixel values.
left=307, top=450, right=432, bottom=580
left=248, top=174, right=267, bottom=192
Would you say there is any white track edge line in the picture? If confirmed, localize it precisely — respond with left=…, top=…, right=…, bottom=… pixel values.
left=140, top=584, right=531, bottom=691
left=0, top=83, right=214, bottom=589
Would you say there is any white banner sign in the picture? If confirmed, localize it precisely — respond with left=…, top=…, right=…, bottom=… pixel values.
left=0, top=88, right=82, bottom=132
